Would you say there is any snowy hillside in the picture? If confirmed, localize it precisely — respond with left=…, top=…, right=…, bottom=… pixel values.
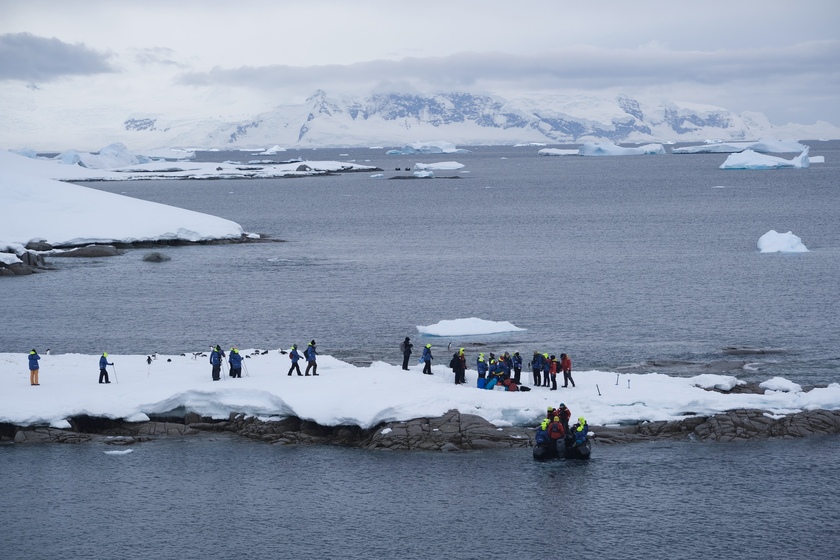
left=5, top=90, right=840, bottom=151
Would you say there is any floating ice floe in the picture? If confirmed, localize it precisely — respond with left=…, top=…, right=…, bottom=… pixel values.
left=673, top=138, right=808, bottom=154
left=417, top=318, right=526, bottom=337
left=578, top=142, right=666, bottom=156
left=757, top=230, right=809, bottom=253
left=104, top=449, right=134, bottom=456
left=720, top=148, right=810, bottom=170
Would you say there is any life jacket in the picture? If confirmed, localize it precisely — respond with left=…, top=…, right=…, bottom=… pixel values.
left=548, top=421, right=565, bottom=439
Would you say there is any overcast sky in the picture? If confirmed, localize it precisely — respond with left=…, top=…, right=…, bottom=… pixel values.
left=1, top=0, right=839, bottom=125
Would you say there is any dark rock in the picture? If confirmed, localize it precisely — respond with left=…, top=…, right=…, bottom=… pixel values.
left=52, top=245, right=123, bottom=258
left=142, top=252, right=171, bottom=262
left=25, top=240, right=53, bottom=251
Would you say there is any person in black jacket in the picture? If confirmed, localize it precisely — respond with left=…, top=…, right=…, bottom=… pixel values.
left=401, top=337, right=413, bottom=370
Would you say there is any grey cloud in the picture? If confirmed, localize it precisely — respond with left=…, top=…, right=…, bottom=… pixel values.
left=0, top=32, right=115, bottom=81
left=131, top=47, right=185, bottom=68
left=176, top=41, right=840, bottom=93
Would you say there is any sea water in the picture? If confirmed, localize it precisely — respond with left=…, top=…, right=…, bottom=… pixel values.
left=1, top=143, right=838, bottom=385
left=1, top=434, right=839, bottom=559
left=2, top=144, right=839, bottom=558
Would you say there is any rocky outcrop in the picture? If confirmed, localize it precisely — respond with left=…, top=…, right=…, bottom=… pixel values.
left=142, top=252, right=171, bottom=262
left=4, top=408, right=840, bottom=448
left=51, top=245, right=123, bottom=258
left=592, top=409, right=840, bottom=443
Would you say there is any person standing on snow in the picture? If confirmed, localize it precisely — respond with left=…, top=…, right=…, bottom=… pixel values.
left=476, top=353, right=488, bottom=380
left=400, top=337, right=413, bottom=370
left=561, top=353, right=574, bottom=387
left=512, top=351, right=523, bottom=384
left=28, top=349, right=41, bottom=386
left=99, top=352, right=113, bottom=384
left=287, top=344, right=303, bottom=376
left=228, top=347, right=243, bottom=378
left=451, top=347, right=467, bottom=385
left=542, top=353, right=551, bottom=387
left=421, top=344, right=433, bottom=375
left=304, top=340, right=318, bottom=376
left=530, top=351, right=543, bottom=387
left=210, top=345, right=225, bottom=381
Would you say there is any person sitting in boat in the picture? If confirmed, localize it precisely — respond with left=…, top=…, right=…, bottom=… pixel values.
left=570, top=417, right=588, bottom=446
left=535, top=418, right=550, bottom=446
left=548, top=416, right=566, bottom=443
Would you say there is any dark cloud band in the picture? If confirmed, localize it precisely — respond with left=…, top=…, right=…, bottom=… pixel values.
left=0, top=32, right=115, bottom=81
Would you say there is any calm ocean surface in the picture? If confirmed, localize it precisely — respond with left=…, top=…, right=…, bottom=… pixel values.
left=2, top=143, right=839, bottom=558
left=2, top=143, right=838, bottom=385
left=1, top=435, right=839, bottom=560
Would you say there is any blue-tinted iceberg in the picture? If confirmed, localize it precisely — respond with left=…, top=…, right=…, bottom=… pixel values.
left=578, top=142, right=666, bottom=156
left=757, top=230, right=809, bottom=253
left=673, top=138, right=807, bottom=154
left=720, top=148, right=810, bottom=170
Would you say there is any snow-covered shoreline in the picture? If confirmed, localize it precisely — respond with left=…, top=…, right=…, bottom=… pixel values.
left=3, top=350, right=838, bottom=436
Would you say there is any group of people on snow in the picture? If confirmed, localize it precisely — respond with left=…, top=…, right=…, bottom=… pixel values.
left=211, top=340, right=319, bottom=380
left=402, top=337, right=574, bottom=392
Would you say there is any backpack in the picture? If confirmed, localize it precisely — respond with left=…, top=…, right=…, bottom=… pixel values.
left=449, top=354, right=458, bottom=369
left=400, top=341, right=406, bottom=353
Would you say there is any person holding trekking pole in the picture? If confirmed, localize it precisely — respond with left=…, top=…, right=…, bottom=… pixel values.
left=99, top=352, right=114, bottom=384
left=210, top=345, right=225, bottom=381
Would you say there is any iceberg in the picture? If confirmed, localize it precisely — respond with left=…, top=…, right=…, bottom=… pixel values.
left=414, top=161, right=465, bottom=171
left=578, top=142, right=666, bottom=156
left=757, top=230, right=809, bottom=253
left=55, top=142, right=151, bottom=169
left=386, top=141, right=470, bottom=155
left=760, top=377, right=803, bottom=393
left=720, top=148, right=810, bottom=170
left=673, top=138, right=808, bottom=154
left=417, top=318, right=526, bottom=337
left=538, top=148, right=579, bottom=156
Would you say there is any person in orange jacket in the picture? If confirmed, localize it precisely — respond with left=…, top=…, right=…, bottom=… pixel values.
left=561, top=353, right=574, bottom=387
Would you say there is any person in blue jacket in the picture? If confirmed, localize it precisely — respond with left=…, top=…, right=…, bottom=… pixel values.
left=498, top=356, right=511, bottom=380
left=210, top=345, right=225, bottom=381
left=98, top=352, right=113, bottom=384
left=476, top=353, right=488, bottom=379
left=228, top=347, right=243, bottom=378
left=304, top=340, right=318, bottom=376
left=287, top=344, right=303, bottom=376
left=485, top=359, right=501, bottom=390
left=421, top=344, right=433, bottom=375
left=530, top=351, right=543, bottom=386
left=542, top=353, right=551, bottom=387
left=28, top=349, right=41, bottom=386
left=512, top=351, right=523, bottom=384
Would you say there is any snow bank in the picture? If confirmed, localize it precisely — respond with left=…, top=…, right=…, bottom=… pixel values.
left=720, top=148, right=810, bottom=170
left=757, top=230, right=809, bottom=253
left=673, top=138, right=807, bottom=154
left=417, top=318, right=526, bottom=337
left=578, top=142, right=666, bottom=156
left=0, top=150, right=245, bottom=247
left=760, top=377, right=803, bottom=393
left=2, top=351, right=838, bottom=429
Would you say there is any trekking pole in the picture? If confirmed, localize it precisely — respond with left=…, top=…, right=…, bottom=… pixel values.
left=242, top=360, right=250, bottom=377
left=111, top=364, right=119, bottom=384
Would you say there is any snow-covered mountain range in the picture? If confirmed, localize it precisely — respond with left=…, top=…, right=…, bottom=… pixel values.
left=11, top=90, right=840, bottom=150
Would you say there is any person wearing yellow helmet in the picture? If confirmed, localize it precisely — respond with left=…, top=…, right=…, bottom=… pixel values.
left=542, top=353, right=551, bottom=387
left=28, top=349, right=41, bottom=386
left=228, top=347, right=243, bottom=378
left=99, top=352, right=114, bottom=384
left=450, top=348, right=467, bottom=385
left=421, top=343, right=433, bottom=375
left=287, top=344, right=303, bottom=376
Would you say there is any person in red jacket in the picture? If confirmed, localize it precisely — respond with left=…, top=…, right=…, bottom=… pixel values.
left=561, top=353, right=574, bottom=387
left=549, top=355, right=558, bottom=391
left=548, top=416, right=566, bottom=443
left=556, top=403, right=571, bottom=434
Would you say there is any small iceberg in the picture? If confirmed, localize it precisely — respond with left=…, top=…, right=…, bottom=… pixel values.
left=538, top=148, right=579, bottom=156
left=386, top=141, right=470, bottom=155
left=759, top=377, right=802, bottom=393
left=417, top=318, right=526, bottom=337
left=414, top=161, right=465, bottom=171
left=673, top=138, right=807, bottom=154
left=720, top=148, right=810, bottom=170
left=757, top=230, right=809, bottom=253
left=104, top=449, right=134, bottom=456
